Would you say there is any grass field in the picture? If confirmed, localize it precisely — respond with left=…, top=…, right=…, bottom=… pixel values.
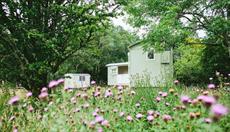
left=0, top=83, right=229, bottom=132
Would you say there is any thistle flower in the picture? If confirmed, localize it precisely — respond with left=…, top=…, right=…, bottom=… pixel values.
left=154, top=111, right=160, bottom=117
left=57, top=78, right=64, bottom=84
left=147, top=110, right=154, bottom=115
left=73, top=108, right=81, bottom=113
left=126, top=115, right=133, bottom=122
left=136, top=113, right=143, bottom=119
left=41, top=87, right=48, bottom=93
left=197, top=95, right=206, bottom=101
left=180, top=95, right=190, bottom=105
left=70, top=97, right=76, bottom=104
left=158, top=91, right=163, bottom=96
left=76, top=93, right=81, bottom=97
left=13, top=126, right=18, bottom=132
left=162, top=92, right=168, bottom=97
left=211, top=104, right=228, bottom=118
left=28, top=105, right=34, bottom=112
left=8, top=96, right=20, bottom=105
left=26, top=92, right=32, bottom=98
left=131, top=91, right=136, bottom=95
left=113, top=109, right=118, bottom=113
left=93, top=112, right=98, bottom=117
left=88, top=121, right=96, bottom=129
left=202, top=91, right=209, bottom=95
left=97, top=127, right=103, bottom=132
left=163, top=115, right=172, bottom=122
left=104, top=89, right=113, bottom=98
left=39, top=92, right=48, bottom=100
left=174, top=80, right=179, bottom=85
left=191, top=99, right=199, bottom=105
left=202, top=96, right=216, bottom=107
left=83, top=103, right=90, bottom=109
left=135, top=103, right=141, bottom=108
left=95, top=116, right=104, bottom=123
left=156, top=97, right=161, bottom=102
left=208, top=84, right=215, bottom=89
left=101, top=120, right=110, bottom=127
left=119, top=112, right=125, bottom=117
left=91, top=80, right=96, bottom=85
left=195, top=112, right=201, bottom=118
left=204, top=118, right=212, bottom=124
left=117, top=85, right=123, bottom=91
left=147, top=115, right=154, bottom=122
left=169, top=88, right=175, bottom=93
left=189, top=112, right=196, bottom=119
left=48, top=80, right=58, bottom=88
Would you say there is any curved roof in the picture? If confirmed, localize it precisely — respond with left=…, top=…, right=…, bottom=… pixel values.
left=106, top=62, right=128, bottom=67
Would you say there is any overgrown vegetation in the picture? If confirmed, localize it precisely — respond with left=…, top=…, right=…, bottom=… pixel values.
left=0, top=81, right=229, bottom=131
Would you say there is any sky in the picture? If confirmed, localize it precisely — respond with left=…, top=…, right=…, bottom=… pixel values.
left=111, top=15, right=206, bottom=38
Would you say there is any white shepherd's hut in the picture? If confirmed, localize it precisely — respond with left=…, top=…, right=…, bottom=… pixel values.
left=106, top=62, right=129, bottom=86
left=64, top=73, right=91, bottom=88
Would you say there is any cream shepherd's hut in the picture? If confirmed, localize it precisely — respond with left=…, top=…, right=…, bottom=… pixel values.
left=64, top=73, right=91, bottom=88
left=106, top=41, right=173, bottom=87
left=106, top=62, right=129, bottom=86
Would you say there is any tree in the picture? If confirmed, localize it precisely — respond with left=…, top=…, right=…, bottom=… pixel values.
left=124, top=0, right=230, bottom=82
left=125, top=0, right=230, bottom=54
left=0, top=0, right=123, bottom=94
left=56, top=26, right=139, bottom=83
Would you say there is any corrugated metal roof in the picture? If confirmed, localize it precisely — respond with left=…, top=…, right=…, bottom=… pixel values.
left=106, top=62, right=128, bottom=67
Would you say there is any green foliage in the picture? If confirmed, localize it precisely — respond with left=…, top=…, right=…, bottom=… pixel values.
left=124, top=0, right=230, bottom=85
left=175, top=44, right=206, bottom=85
left=201, top=45, right=230, bottom=81
left=0, top=1, right=122, bottom=93
left=56, top=26, right=139, bottom=83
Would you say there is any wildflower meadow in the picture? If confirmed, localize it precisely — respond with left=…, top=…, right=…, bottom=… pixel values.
left=1, top=78, right=229, bottom=132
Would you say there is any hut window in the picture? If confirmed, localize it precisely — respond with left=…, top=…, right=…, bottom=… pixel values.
left=79, top=76, right=85, bottom=81
left=147, top=49, right=155, bottom=60
left=112, top=68, right=117, bottom=74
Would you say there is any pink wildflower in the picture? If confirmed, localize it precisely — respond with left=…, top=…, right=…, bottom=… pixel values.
left=163, top=115, right=172, bottom=122
left=48, top=80, right=58, bottom=88
left=211, top=104, right=228, bottom=118
left=117, top=85, right=123, bottom=90
left=91, top=80, right=96, bottom=85
left=95, top=116, right=104, bottom=123
left=204, top=118, right=212, bottom=124
left=156, top=97, right=161, bottom=102
left=136, top=113, right=143, bottom=119
left=147, top=115, right=154, bottom=122
left=57, top=78, right=64, bottom=84
left=180, top=95, right=190, bottom=105
left=101, top=120, right=110, bottom=127
left=208, top=84, right=215, bottom=89
left=8, top=96, right=19, bottom=105
left=126, top=115, right=133, bottom=122
left=26, top=92, right=32, bottom=98
left=28, top=105, right=34, bottom=112
left=41, top=87, right=48, bottom=93
left=119, top=112, right=125, bottom=117
left=39, top=92, right=48, bottom=100
left=147, top=110, right=154, bottom=115
left=202, top=96, right=216, bottom=107
left=174, top=80, right=179, bottom=85
left=162, top=92, right=168, bottom=97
